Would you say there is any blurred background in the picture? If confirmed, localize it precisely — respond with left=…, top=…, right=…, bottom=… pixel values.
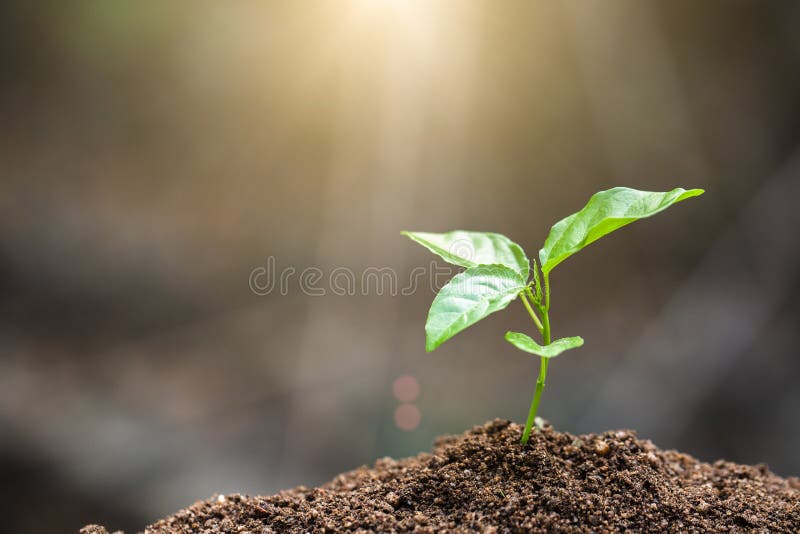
left=2, top=0, right=800, bottom=531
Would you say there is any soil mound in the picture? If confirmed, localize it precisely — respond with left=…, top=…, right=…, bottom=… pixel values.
left=97, top=420, right=800, bottom=532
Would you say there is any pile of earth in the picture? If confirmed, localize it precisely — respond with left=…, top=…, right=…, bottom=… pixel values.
left=83, top=419, right=800, bottom=533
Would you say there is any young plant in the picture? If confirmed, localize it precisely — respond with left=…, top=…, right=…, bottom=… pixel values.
left=403, top=186, right=704, bottom=445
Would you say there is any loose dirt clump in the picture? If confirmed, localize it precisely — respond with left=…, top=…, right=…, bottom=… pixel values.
left=99, top=420, right=800, bottom=533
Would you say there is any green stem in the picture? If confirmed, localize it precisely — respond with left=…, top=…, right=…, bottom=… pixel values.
left=521, top=355, right=548, bottom=445
left=521, top=274, right=551, bottom=445
left=520, top=290, right=544, bottom=334
left=541, top=303, right=551, bottom=344
left=543, top=272, right=551, bottom=311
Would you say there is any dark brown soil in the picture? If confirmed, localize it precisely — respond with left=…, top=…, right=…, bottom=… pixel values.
left=87, top=420, right=800, bottom=533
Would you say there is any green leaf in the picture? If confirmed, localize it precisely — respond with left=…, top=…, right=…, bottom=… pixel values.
left=425, top=264, right=526, bottom=352
left=538, top=187, right=704, bottom=275
left=402, top=230, right=529, bottom=280
left=504, top=331, right=584, bottom=358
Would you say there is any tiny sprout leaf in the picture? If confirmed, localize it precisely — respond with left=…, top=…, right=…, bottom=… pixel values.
left=538, top=187, right=704, bottom=275
left=426, top=264, right=526, bottom=352
left=504, top=331, right=584, bottom=359
left=402, top=230, right=529, bottom=280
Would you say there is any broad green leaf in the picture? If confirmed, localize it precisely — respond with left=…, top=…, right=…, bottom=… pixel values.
left=425, top=264, right=526, bottom=352
left=538, top=187, right=704, bottom=275
left=504, top=331, right=584, bottom=358
left=402, top=230, right=529, bottom=280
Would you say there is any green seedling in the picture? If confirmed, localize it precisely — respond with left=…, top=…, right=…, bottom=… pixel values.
left=403, top=186, right=704, bottom=445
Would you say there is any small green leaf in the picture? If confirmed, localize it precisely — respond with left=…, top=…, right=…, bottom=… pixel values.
left=538, top=187, right=704, bottom=275
left=426, top=264, right=526, bottom=351
left=402, top=230, right=529, bottom=280
left=504, top=331, right=584, bottom=358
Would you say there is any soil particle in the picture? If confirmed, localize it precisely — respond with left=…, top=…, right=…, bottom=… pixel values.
left=594, top=439, right=610, bottom=456
left=99, top=420, right=800, bottom=533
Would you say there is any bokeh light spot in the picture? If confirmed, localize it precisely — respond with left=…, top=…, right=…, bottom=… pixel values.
left=392, top=374, right=420, bottom=402
left=394, top=403, right=421, bottom=431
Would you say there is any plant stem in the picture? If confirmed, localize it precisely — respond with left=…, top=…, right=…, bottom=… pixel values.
left=543, top=272, right=551, bottom=311
left=520, top=290, right=544, bottom=334
left=521, top=274, right=551, bottom=445
left=521, top=355, right=548, bottom=445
